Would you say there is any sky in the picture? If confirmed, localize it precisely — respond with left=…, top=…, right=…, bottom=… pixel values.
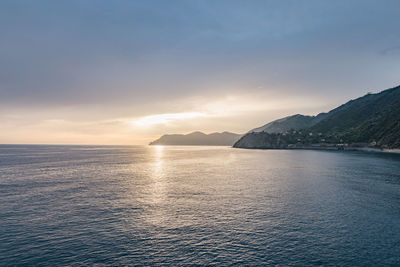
left=1, top=0, right=399, bottom=144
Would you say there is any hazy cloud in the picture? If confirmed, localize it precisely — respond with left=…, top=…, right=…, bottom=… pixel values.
left=381, top=46, right=400, bottom=55
left=1, top=0, right=399, bottom=144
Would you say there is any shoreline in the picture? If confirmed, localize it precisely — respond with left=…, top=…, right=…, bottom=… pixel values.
left=233, top=146, right=400, bottom=154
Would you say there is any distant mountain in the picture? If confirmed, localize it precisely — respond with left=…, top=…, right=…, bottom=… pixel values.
left=249, top=113, right=327, bottom=133
left=150, top=131, right=243, bottom=146
left=234, top=85, right=400, bottom=149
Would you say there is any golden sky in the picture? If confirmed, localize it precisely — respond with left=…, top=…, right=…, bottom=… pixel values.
left=1, top=92, right=333, bottom=144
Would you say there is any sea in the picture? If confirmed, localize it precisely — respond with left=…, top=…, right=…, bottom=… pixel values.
left=0, top=145, right=400, bottom=266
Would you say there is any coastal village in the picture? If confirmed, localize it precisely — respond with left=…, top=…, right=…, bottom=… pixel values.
left=234, top=129, right=383, bottom=151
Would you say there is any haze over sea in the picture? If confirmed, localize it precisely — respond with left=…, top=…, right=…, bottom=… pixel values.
left=1, top=145, right=400, bottom=266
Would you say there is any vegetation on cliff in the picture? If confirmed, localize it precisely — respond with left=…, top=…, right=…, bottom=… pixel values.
left=235, top=85, right=400, bottom=149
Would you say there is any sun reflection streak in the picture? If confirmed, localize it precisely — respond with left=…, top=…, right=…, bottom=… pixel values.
left=149, top=145, right=165, bottom=204
left=140, top=145, right=170, bottom=226
left=153, top=145, right=164, bottom=172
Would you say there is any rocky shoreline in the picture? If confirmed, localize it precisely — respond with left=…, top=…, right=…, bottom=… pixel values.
left=233, top=145, right=400, bottom=154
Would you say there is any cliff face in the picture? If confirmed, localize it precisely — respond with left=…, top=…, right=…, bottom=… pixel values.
left=233, top=132, right=291, bottom=149
left=150, top=131, right=242, bottom=146
left=235, top=85, right=400, bottom=149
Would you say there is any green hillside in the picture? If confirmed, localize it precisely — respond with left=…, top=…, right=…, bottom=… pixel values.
left=249, top=114, right=326, bottom=133
left=310, top=85, right=400, bottom=147
left=234, top=85, right=400, bottom=149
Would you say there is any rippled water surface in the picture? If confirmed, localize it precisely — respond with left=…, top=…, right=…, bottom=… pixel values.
left=1, top=145, right=400, bottom=266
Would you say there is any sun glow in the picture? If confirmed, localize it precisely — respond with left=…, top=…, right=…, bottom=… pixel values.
left=133, top=112, right=206, bottom=126
left=153, top=145, right=164, bottom=151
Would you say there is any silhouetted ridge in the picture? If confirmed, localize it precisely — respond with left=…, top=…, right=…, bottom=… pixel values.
left=150, top=131, right=242, bottom=146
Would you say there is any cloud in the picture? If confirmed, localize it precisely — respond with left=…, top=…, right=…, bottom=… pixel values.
left=132, top=112, right=207, bottom=127
left=381, top=46, right=400, bottom=55
left=1, top=0, right=400, bottom=144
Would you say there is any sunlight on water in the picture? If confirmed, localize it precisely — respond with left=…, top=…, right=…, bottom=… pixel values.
left=149, top=145, right=166, bottom=204
left=0, top=145, right=400, bottom=265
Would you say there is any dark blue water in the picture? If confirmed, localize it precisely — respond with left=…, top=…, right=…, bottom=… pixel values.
left=1, top=145, right=400, bottom=266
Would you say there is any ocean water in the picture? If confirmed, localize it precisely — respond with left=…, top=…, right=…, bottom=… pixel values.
left=0, top=145, right=400, bottom=266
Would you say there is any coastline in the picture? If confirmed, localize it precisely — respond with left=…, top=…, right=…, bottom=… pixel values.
left=233, top=146, right=400, bottom=154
